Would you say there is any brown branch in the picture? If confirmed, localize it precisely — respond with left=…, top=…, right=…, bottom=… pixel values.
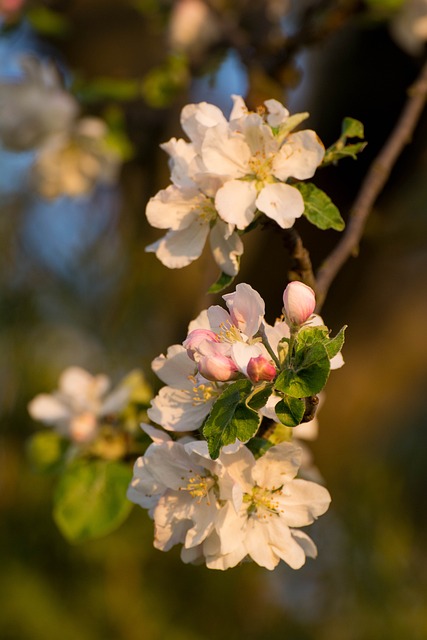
left=315, top=59, right=427, bottom=312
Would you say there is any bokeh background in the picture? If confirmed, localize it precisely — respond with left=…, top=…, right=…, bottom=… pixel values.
left=1, top=1, right=427, bottom=638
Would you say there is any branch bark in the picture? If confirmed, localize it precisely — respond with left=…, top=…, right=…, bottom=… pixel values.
left=315, top=59, right=427, bottom=312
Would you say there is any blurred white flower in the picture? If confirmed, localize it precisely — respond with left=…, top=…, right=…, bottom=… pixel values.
left=391, top=0, right=427, bottom=54
left=0, top=56, right=78, bottom=151
left=32, top=117, right=121, bottom=199
left=168, top=0, right=221, bottom=58
left=28, top=366, right=130, bottom=443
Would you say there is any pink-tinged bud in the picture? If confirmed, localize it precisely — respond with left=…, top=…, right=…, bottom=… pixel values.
left=283, top=281, right=316, bottom=326
left=197, top=354, right=239, bottom=382
left=183, top=329, right=219, bottom=361
left=247, top=355, right=277, bottom=383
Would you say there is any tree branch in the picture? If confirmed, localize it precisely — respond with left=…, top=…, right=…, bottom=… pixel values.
left=315, top=59, right=427, bottom=312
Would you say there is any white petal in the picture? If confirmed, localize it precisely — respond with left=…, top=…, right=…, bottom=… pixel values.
left=268, top=518, right=307, bottom=569
left=151, top=344, right=196, bottom=387
left=209, top=220, right=243, bottom=276
left=100, top=385, right=130, bottom=415
left=290, top=530, right=318, bottom=559
left=264, top=98, right=290, bottom=127
left=147, top=386, right=213, bottom=431
left=201, top=124, right=251, bottom=177
left=256, top=182, right=304, bottom=229
left=28, top=394, right=70, bottom=423
left=253, top=442, right=301, bottom=487
left=59, top=366, right=100, bottom=399
left=215, top=180, right=257, bottom=230
left=180, top=102, right=227, bottom=147
left=245, top=518, right=279, bottom=570
left=229, top=95, right=248, bottom=120
left=145, top=185, right=200, bottom=230
left=160, top=137, right=197, bottom=189
left=146, top=222, right=209, bottom=269
left=278, top=478, right=331, bottom=527
left=273, top=130, right=325, bottom=181
left=223, top=282, right=265, bottom=337
left=141, top=424, right=172, bottom=444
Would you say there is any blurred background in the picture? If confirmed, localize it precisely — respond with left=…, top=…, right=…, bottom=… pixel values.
left=1, top=1, right=427, bottom=638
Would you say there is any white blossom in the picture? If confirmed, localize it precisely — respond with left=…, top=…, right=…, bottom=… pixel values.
left=28, top=366, right=130, bottom=443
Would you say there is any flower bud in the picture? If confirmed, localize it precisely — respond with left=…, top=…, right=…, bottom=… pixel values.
left=197, top=354, right=238, bottom=382
left=283, top=281, right=316, bottom=326
left=183, top=329, right=219, bottom=361
left=247, top=355, right=277, bottom=383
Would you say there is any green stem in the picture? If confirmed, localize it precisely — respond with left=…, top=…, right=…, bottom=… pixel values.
left=257, top=323, right=281, bottom=369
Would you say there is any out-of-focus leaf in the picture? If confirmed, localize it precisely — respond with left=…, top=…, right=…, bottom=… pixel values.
left=53, top=460, right=133, bottom=542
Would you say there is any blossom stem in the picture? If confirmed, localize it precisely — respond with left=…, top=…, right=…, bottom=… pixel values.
left=315, top=58, right=427, bottom=312
left=257, top=322, right=281, bottom=369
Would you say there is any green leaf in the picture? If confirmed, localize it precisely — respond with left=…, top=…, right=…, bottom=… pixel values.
left=325, top=325, right=347, bottom=359
left=203, top=379, right=260, bottom=459
left=245, top=382, right=274, bottom=411
left=53, top=460, right=133, bottom=542
left=297, top=326, right=329, bottom=347
left=323, top=117, right=367, bottom=165
left=208, top=271, right=236, bottom=294
left=275, top=396, right=305, bottom=427
left=27, top=431, right=68, bottom=474
left=295, top=182, right=345, bottom=231
left=274, top=342, right=330, bottom=397
left=324, top=142, right=368, bottom=164
left=341, top=117, right=365, bottom=139
left=245, top=438, right=273, bottom=458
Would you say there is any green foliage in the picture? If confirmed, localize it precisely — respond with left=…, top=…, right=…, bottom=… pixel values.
left=275, top=337, right=331, bottom=397
left=325, top=325, right=347, bottom=359
left=275, top=395, right=305, bottom=427
left=27, top=431, right=68, bottom=474
left=75, top=77, right=141, bottom=103
left=141, top=55, right=189, bottom=108
left=323, top=117, right=367, bottom=165
left=203, top=379, right=261, bottom=459
left=53, top=460, right=133, bottom=542
left=27, top=7, right=70, bottom=37
left=245, top=382, right=274, bottom=410
left=245, top=437, right=273, bottom=458
left=208, top=271, right=236, bottom=294
left=267, top=423, right=294, bottom=445
left=295, top=182, right=345, bottom=231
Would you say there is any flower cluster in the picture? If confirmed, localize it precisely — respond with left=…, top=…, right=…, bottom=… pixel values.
left=128, top=281, right=343, bottom=569
left=128, top=426, right=331, bottom=570
left=146, top=96, right=325, bottom=276
left=147, top=281, right=343, bottom=435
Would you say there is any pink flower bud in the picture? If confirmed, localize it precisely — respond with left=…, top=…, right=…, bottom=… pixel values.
left=283, top=281, right=316, bottom=326
left=247, top=355, right=277, bottom=383
left=197, top=354, right=238, bottom=382
left=183, top=328, right=219, bottom=361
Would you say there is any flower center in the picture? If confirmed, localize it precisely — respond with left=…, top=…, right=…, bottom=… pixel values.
left=218, top=320, right=244, bottom=344
left=189, top=376, right=221, bottom=405
left=196, top=196, right=217, bottom=224
left=243, top=485, right=284, bottom=518
left=248, top=153, right=274, bottom=185
left=179, top=471, right=215, bottom=502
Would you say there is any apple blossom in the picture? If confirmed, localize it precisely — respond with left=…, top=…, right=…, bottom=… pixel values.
left=147, top=344, right=225, bottom=431
left=28, top=366, right=130, bottom=443
left=282, top=281, right=316, bottom=327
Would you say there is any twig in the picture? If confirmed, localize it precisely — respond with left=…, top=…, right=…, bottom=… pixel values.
left=315, top=59, right=427, bottom=312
